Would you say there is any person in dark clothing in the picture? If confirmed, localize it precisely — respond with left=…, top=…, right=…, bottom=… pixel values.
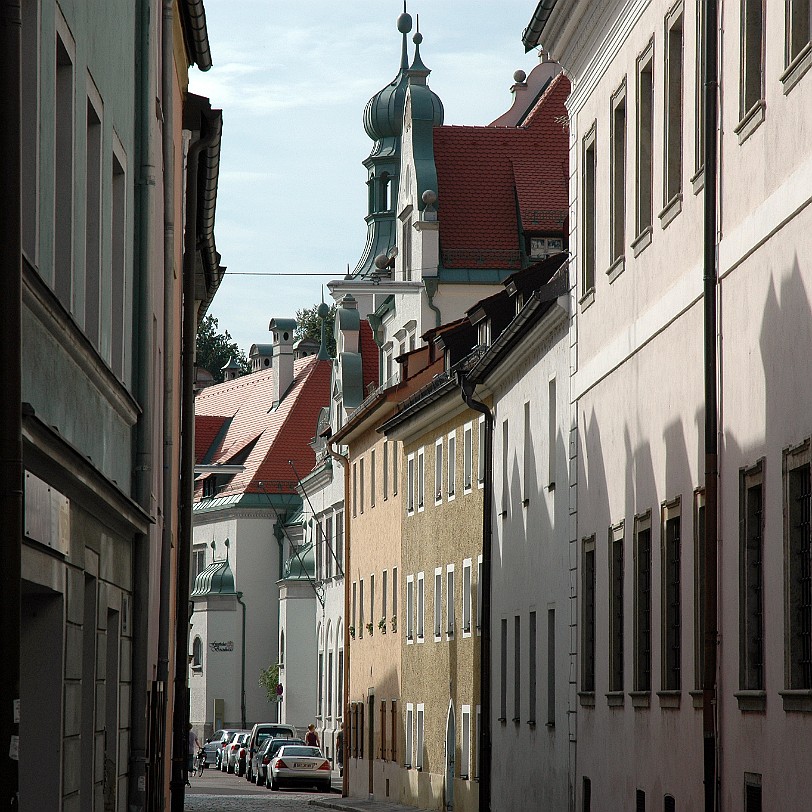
left=335, top=723, right=344, bottom=776
left=305, top=724, right=320, bottom=747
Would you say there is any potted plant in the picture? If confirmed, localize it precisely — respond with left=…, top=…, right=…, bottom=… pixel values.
left=378, top=617, right=387, bottom=634
left=349, top=625, right=355, bottom=639
left=390, top=615, right=397, bottom=633
left=365, top=621, right=374, bottom=636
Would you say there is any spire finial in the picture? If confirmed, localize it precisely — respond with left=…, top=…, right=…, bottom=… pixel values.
left=397, top=4, right=413, bottom=72
left=317, top=289, right=331, bottom=360
left=408, top=16, right=430, bottom=80
left=224, top=538, right=230, bottom=560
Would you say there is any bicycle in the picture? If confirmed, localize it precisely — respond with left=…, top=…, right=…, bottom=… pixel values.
left=194, top=748, right=207, bottom=777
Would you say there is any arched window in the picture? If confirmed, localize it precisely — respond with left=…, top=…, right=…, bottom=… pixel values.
left=279, top=629, right=285, bottom=666
left=192, top=636, right=203, bottom=669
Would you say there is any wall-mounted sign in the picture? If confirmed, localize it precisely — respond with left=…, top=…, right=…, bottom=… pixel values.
left=210, top=641, right=234, bottom=652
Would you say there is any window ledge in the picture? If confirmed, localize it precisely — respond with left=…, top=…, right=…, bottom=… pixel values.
left=780, top=689, right=812, bottom=712
left=735, top=690, right=766, bottom=712
left=689, top=689, right=704, bottom=709
left=527, top=720, right=536, bottom=729
left=629, top=691, right=650, bottom=709
left=631, top=227, right=652, bottom=257
left=781, top=41, right=812, bottom=95
left=734, top=100, right=766, bottom=145
left=656, top=690, right=681, bottom=709
left=606, top=256, right=625, bottom=283
left=691, top=167, right=705, bottom=196
left=190, top=665, right=203, bottom=674
left=579, top=288, right=595, bottom=313
left=577, top=691, right=596, bottom=708
left=658, top=194, right=683, bottom=229
left=605, top=691, right=625, bottom=708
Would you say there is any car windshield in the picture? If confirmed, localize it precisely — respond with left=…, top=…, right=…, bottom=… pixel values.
left=278, top=746, right=321, bottom=757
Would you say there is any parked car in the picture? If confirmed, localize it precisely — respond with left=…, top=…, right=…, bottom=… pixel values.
left=253, top=736, right=304, bottom=786
left=215, top=729, right=244, bottom=770
left=268, top=744, right=331, bottom=792
left=223, top=731, right=250, bottom=773
left=244, top=722, right=298, bottom=783
left=202, top=728, right=235, bottom=770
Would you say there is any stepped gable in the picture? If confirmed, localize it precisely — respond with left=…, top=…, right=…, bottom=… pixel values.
left=194, top=354, right=332, bottom=498
left=433, top=72, right=570, bottom=270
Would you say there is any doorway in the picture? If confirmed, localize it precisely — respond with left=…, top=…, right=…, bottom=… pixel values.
left=445, top=701, right=456, bottom=811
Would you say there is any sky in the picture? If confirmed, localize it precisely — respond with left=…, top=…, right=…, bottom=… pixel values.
left=189, top=0, right=544, bottom=355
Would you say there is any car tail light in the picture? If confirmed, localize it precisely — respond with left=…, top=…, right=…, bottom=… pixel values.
left=262, top=756, right=270, bottom=765
left=275, top=759, right=288, bottom=769
left=318, top=760, right=331, bottom=771
left=231, top=744, right=238, bottom=751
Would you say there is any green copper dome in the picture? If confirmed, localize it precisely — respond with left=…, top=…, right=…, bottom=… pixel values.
left=191, top=556, right=236, bottom=597
left=284, top=542, right=316, bottom=580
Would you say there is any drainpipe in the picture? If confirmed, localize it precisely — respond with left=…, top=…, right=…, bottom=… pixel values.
left=169, top=112, right=219, bottom=812
left=701, top=0, right=720, bottom=810
left=129, top=0, right=157, bottom=808
left=458, top=375, right=492, bottom=812
left=327, top=441, right=350, bottom=798
left=424, top=278, right=442, bottom=329
left=236, top=592, right=247, bottom=729
left=0, top=0, right=22, bottom=807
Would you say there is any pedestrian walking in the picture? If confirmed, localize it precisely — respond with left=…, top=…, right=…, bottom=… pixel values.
left=187, top=723, right=201, bottom=786
left=305, top=723, right=320, bottom=748
left=335, top=722, right=344, bottom=776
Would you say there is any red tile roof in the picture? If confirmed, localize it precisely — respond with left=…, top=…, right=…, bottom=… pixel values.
left=195, top=415, right=229, bottom=464
left=433, top=73, right=570, bottom=269
left=194, top=355, right=332, bottom=498
left=360, top=320, right=379, bottom=394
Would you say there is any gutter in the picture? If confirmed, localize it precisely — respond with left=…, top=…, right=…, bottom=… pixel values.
left=522, top=0, right=559, bottom=52
left=237, top=592, right=247, bottom=729
left=180, top=0, right=212, bottom=71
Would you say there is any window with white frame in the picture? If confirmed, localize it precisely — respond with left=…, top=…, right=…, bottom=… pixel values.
left=609, top=522, right=625, bottom=694
left=352, top=581, right=357, bottom=634
left=448, top=430, right=457, bottom=498
left=325, top=515, right=334, bottom=578
left=85, top=92, right=103, bottom=348
left=694, top=1, right=706, bottom=176
left=581, top=123, right=597, bottom=295
left=663, top=3, right=684, bottom=213
left=529, top=610, right=537, bottom=723
left=634, top=513, right=653, bottom=692
left=523, top=401, right=531, bottom=505
left=477, top=554, right=483, bottom=633
left=434, top=567, right=443, bottom=640
left=405, top=703, right=414, bottom=767
left=407, top=575, right=414, bottom=642
left=360, top=457, right=365, bottom=514
left=417, top=572, right=425, bottom=640
left=785, top=0, right=811, bottom=76
left=662, top=498, right=682, bottom=691
left=353, top=462, right=357, bottom=517
left=548, top=377, right=557, bottom=488
left=475, top=705, right=481, bottom=778
left=407, top=453, right=415, bottom=514
left=335, top=511, right=344, bottom=569
left=371, top=449, right=376, bottom=508
left=610, top=80, right=627, bottom=269
left=435, top=438, right=443, bottom=503
left=393, top=440, right=399, bottom=496
left=461, top=705, right=471, bottom=779
left=392, top=567, right=398, bottom=627
left=382, top=569, right=388, bottom=631
left=417, top=447, right=425, bottom=510
left=582, top=536, right=596, bottom=693
left=499, top=618, right=508, bottom=721
left=694, top=491, right=705, bottom=690
left=740, top=461, right=765, bottom=694
left=447, top=564, right=455, bottom=637
left=111, top=149, right=127, bottom=378
left=501, top=419, right=509, bottom=515
left=415, top=704, right=425, bottom=769
left=192, top=636, right=203, bottom=669
left=739, top=0, right=764, bottom=125
left=513, top=614, right=521, bottom=722
left=192, top=546, right=206, bottom=581
left=636, top=40, right=654, bottom=242
left=464, top=422, right=473, bottom=491
left=547, top=607, right=555, bottom=725
left=462, top=558, right=472, bottom=636
left=370, top=573, right=375, bottom=638
left=383, top=440, right=389, bottom=499
left=478, top=415, right=486, bottom=487
left=359, top=579, right=365, bottom=639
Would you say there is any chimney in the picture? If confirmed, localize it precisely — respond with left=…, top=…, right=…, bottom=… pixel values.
left=268, top=318, right=296, bottom=407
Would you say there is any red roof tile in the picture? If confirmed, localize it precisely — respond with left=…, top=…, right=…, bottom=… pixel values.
left=433, top=73, right=570, bottom=269
left=360, top=320, right=379, bottom=394
left=195, top=415, right=229, bottom=464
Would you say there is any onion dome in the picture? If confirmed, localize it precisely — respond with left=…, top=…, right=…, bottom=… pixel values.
left=405, top=29, right=444, bottom=127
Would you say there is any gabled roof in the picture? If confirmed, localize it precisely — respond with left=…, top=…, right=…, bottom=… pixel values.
left=433, top=73, right=570, bottom=270
left=194, top=355, right=331, bottom=499
left=195, top=415, right=230, bottom=464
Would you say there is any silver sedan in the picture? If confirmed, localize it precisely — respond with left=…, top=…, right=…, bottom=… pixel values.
left=268, top=745, right=331, bottom=792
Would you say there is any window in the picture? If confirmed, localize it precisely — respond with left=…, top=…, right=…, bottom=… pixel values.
left=360, top=458, right=365, bottom=514
left=448, top=430, right=457, bottom=498
left=582, top=537, right=596, bottom=693
left=447, top=564, right=455, bottom=636
left=21, top=0, right=40, bottom=267
left=663, top=4, right=684, bottom=211
left=328, top=651, right=334, bottom=716
left=547, top=608, right=556, bottom=725
left=583, top=777, right=592, bottom=812
left=635, top=515, right=653, bottom=692
left=417, top=572, right=425, bottom=641
left=407, top=454, right=415, bottom=513
left=192, top=636, right=202, bottom=668
left=744, top=772, right=762, bottom=812
left=111, top=150, right=127, bottom=379
left=417, top=447, right=425, bottom=510
left=462, top=559, right=472, bottom=636
left=379, top=699, right=386, bottom=759
left=475, top=705, right=481, bottom=778
left=85, top=94, right=102, bottom=347
left=513, top=615, right=521, bottom=722
left=335, top=511, right=344, bottom=569
left=500, top=618, right=508, bottom=721
left=434, top=568, right=443, bottom=639
left=318, top=649, right=324, bottom=715
left=383, top=441, right=389, bottom=499
left=407, top=575, right=414, bottom=641
left=55, top=29, right=75, bottom=310
left=662, top=500, right=682, bottom=691
left=477, top=555, right=483, bottom=633
left=192, top=547, right=206, bottom=581
left=610, top=523, right=625, bottom=693
left=415, top=704, right=425, bottom=769
left=402, top=214, right=413, bottom=280
left=501, top=419, right=509, bottom=514
left=405, top=703, right=414, bottom=767
left=741, top=461, right=765, bottom=692
left=435, top=438, right=443, bottom=503
left=460, top=705, right=471, bottom=779
left=695, top=1, right=706, bottom=175
left=636, top=789, right=646, bottom=812
left=353, top=463, right=357, bottom=517
left=478, top=416, right=486, bottom=486
left=464, top=423, right=473, bottom=491
left=610, top=82, right=627, bottom=269
left=325, top=515, right=334, bottom=579
left=523, top=402, right=532, bottom=504
left=393, top=440, right=398, bottom=496
left=694, top=491, right=706, bottom=689
left=338, top=647, right=344, bottom=715
left=392, top=567, right=398, bottom=627
left=548, top=378, right=556, bottom=488
left=359, top=579, right=365, bottom=639
left=382, top=569, right=388, bottom=629
left=784, top=443, right=812, bottom=691
left=636, top=41, right=654, bottom=241
left=315, top=521, right=323, bottom=579
left=370, top=573, right=375, bottom=637
left=352, top=581, right=357, bottom=634
left=739, top=0, right=765, bottom=127
left=390, top=700, right=397, bottom=761
left=786, top=0, right=811, bottom=71
left=370, top=449, right=376, bottom=508
left=581, top=123, right=597, bottom=295
left=664, top=794, right=675, bottom=812
left=529, top=610, right=537, bottom=723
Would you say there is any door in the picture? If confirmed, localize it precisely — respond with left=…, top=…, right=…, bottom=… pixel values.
left=368, top=693, right=375, bottom=795
left=445, top=702, right=456, bottom=811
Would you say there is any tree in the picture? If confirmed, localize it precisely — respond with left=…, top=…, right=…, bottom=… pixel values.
left=295, top=302, right=336, bottom=358
left=196, top=314, right=250, bottom=383
left=258, top=663, right=281, bottom=704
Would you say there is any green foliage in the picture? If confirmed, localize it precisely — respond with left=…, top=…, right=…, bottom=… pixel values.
left=196, top=314, right=250, bottom=383
left=295, top=303, right=337, bottom=358
left=259, top=663, right=281, bottom=704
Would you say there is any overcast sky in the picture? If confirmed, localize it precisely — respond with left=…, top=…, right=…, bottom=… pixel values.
left=189, top=0, right=543, bottom=355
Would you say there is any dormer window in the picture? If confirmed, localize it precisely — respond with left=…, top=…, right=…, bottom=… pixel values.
left=478, top=320, right=490, bottom=348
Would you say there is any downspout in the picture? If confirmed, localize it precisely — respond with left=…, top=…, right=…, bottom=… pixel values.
left=129, top=0, right=156, bottom=809
left=424, top=278, right=442, bottom=329
left=701, top=1, right=720, bottom=810
left=0, top=0, right=22, bottom=807
left=169, top=114, right=218, bottom=812
left=236, top=592, right=247, bottom=729
left=458, top=375, right=492, bottom=812
left=327, top=440, right=351, bottom=798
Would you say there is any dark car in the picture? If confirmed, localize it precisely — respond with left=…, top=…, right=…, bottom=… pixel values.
left=252, top=736, right=304, bottom=786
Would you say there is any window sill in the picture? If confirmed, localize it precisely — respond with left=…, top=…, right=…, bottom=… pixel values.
left=656, top=690, right=681, bottom=709
left=497, top=717, right=507, bottom=725
left=691, top=168, right=705, bottom=196
left=780, top=689, right=812, bottom=712
left=527, top=720, right=536, bottom=729
left=605, top=691, right=624, bottom=708
left=629, top=691, right=650, bottom=709
left=579, top=288, right=595, bottom=313
left=689, top=689, right=704, bottom=709
left=191, top=665, right=203, bottom=674
left=735, top=690, right=766, bottom=712
left=606, top=256, right=625, bottom=283
left=631, top=227, right=652, bottom=257
left=734, top=100, right=765, bottom=145
left=781, top=41, right=812, bottom=95
left=522, top=498, right=530, bottom=508
left=577, top=691, right=596, bottom=708
left=658, top=194, right=683, bottom=229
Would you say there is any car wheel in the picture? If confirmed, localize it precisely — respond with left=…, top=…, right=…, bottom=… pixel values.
left=321, top=781, right=331, bottom=792
left=271, top=778, right=279, bottom=791
left=246, top=766, right=252, bottom=782
left=226, top=761, right=233, bottom=774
